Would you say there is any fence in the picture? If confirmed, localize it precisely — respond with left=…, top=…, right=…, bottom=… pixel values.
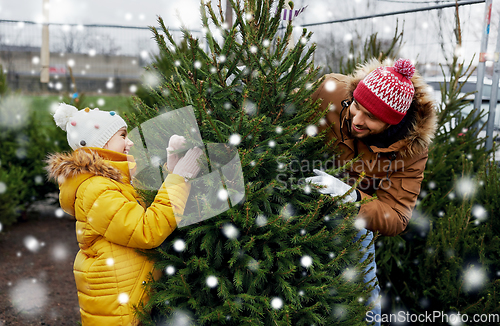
left=0, top=20, right=200, bottom=94
left=0, top=1, right=496, bottom=96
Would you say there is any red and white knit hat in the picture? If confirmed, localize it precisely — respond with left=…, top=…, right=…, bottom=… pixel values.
left=353, top=58, right=415, bottom=125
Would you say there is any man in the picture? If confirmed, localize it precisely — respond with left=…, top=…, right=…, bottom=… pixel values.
left=306, top=58, right=436, bottom=324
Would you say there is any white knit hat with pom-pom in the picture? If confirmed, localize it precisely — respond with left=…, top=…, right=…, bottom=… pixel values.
left=53, top=103, right=127, bottom=150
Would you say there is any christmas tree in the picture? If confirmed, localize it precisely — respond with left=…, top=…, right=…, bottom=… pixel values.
left=126, top=0, right=374, bottom=325
left=375, top=28, right=500, bottom=322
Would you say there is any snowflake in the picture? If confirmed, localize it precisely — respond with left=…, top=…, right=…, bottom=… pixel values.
left=129, top=85, right=137, bottom=93
left=243, top=100, right=256, bottom=115
left=206, top=275, right=218, bottom=288
left=306, top=125, right=318, bottom=137
left=464, top=266, right=486, bottom=291
left=118, top=293, right=129, bottom=304
left=217, top=189, right=229, bottom=201
left=255, top=214, right=267, bottom=226
left=300, top=255, right=313, bottom=268
left=0, top=182, right=6, bottom=194
left=173, top=239, right=186, bottom=252
left=10, top=279, right=48, bottom=315
left=24, top=236, right=40, bottom=253
left=354, top=218, right=366, bottom=230
left=222, top=224, right=239, bottom=239
left=106, top=258, right=114, bottom=266
left=165, top=266, right=176, bottom=275
left=229, top=133, right=241, bottom=146
left=247, top=258, right=259, bottom=271
left=270, top=297, right=283, bottom=309
left=52, top=244, right=69, bottom=261
left=455, top=177, right=476, bottom=198
left=324, top=80, right=336, bottom=92
left=472, top=205, right=487, bottom=220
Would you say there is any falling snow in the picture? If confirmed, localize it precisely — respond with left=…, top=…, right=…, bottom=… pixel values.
left=455, top=177, right=476, bottom=198
left=118, top=293, right=129, bottom=304
left=324, top=80, right=336, bottom=92
left=222, top=223, right=239, bottom=239
left=354, top=218, right=367, bottom=230
left=217, top=189, right=229, bottom=201
left=300, top=255, right=313, bottom=268
left=305, top=125, right=318, bottom=137
left=206, top=275, right=218, bottom=288
left=0, top=181, right=6, bottom=194
left=464, top=266, right=486, bottom=291
left=51, top=243, right=69, bottom=261
left=255, top=214, right=267, bottom=226
left=173, top=239, right=186, bottom=252
left=10, top=279, right=48, bottom=315
left=229, top=133, right=241, bottom=146
left=270, top=297, right=283, bottom=309
left=23, top=235, right=41, bottom=253
left=247, top=258, right=259, bottom=271
left=471, top=205, right=487, bottom=220
left=166, top=266, right=176, bottom=275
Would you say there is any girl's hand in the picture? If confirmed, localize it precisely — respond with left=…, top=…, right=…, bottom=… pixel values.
left=165, top=135, right=187, bottom=172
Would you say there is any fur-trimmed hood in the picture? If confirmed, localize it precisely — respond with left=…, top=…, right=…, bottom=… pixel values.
left=45, top=148, right=133, bottom=217
left=45, top=148, right=125, bottom=184
left=345, top=59, right=437, bottom=158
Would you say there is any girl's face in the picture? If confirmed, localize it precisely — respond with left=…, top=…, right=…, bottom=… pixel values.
left=103, top=127, right=134, bottom=154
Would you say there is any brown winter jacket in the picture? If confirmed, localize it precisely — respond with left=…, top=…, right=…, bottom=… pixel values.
left=312, top=60, right=437, bottom=236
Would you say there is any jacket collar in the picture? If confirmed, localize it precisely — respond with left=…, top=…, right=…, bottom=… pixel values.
left=45, top=148, right=136, bottom=216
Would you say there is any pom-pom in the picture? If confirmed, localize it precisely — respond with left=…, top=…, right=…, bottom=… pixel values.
left=53, top=103, right=78, bottom=131
left=394, top=58, right=415, bottom=79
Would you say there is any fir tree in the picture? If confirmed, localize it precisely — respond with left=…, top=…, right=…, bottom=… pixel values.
left=126, top=0, right=373, bottom=325
left=376, top=41, right=500, bottom=325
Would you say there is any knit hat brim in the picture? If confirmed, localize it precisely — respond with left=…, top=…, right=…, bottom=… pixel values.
left=353, top=83, right=406, bottom=125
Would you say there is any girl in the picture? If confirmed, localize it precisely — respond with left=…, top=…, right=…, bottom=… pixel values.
left=46, top=103, right=202, bottom=326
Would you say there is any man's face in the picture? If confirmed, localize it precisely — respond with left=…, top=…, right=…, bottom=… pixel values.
left=348, top=100, right=391, bottom=138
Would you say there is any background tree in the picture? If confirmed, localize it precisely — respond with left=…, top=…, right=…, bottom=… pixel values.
left=127, top=0, right=373, bottom=325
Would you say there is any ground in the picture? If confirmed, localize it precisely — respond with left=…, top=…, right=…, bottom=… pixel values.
left=0, top=208, right=81, bottom=326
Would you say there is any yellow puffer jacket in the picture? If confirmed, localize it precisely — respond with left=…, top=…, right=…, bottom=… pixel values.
left=46, top=147, right=190, bottom=326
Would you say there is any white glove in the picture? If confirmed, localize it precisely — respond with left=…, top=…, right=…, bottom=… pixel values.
left=305, top=169, right=357, bottom=203
left=172, top=147, right=204, bottom=180
left=166, top=135, right=187, bottom=172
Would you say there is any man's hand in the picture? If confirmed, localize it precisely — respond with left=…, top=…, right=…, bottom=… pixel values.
left=305, top=169, right=357, bottom=203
